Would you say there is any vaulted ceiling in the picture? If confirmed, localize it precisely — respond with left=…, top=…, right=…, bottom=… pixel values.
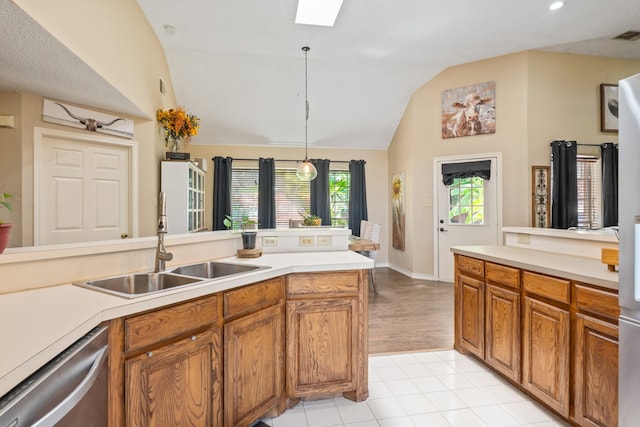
left=2, top=0, right=639, bottom=150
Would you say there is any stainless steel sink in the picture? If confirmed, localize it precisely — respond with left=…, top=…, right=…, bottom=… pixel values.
left=75, top=272, right=203, bottom=298
left=169, top=261, right=266, bottom=279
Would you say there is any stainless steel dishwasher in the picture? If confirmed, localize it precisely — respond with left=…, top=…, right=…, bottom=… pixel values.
left=0, top=325, right=108, bottom=427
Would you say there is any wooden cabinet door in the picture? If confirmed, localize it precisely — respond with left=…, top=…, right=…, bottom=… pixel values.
left=522, top=296, right=570, bottom=417
left=457, top=273, right=485, bottom=358
left=224, top=304, right=284, bottom=427
left=485, top=283, right=520, bottom=382
left=574, top=314, right=618, bottom=427
left=125, top=329, right=220, bottom=427
left=287, top=298, right=357, bottom=397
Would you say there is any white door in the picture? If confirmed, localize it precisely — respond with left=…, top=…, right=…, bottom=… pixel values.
left=435, top=154, right=501, bottom=281
left=35, top=129, right=132, bottom=245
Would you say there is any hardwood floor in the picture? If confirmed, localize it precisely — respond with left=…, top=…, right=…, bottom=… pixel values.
left=368, top=267, right=454, bottom=355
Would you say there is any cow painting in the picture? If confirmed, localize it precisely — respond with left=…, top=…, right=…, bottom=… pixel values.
left=441, top=81, right=496, bottom=139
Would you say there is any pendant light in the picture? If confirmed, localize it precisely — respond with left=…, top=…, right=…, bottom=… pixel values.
left=296, top=46, right=317, bottom=181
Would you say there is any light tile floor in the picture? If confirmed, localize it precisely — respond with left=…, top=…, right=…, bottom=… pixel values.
left=260, top=350, right=568, bottom=427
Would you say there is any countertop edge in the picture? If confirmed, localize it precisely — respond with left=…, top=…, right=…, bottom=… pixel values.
left=451, top=245, right=618, bottom=290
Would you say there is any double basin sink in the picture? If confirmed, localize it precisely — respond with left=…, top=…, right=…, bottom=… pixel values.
left=74, top=261, right=268, bottom=298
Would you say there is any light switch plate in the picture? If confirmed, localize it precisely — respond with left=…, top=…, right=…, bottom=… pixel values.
left=317, top=236, right=332, bottom=246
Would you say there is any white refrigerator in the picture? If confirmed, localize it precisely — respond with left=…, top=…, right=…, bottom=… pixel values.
left=618, top=72, right=640, bottom=426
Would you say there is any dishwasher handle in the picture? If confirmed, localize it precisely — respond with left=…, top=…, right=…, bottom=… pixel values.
left=31, top=346, right=108, bottom=427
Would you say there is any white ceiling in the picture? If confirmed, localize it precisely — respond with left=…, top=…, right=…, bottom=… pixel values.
left=2, top=0, right=639, bottom=150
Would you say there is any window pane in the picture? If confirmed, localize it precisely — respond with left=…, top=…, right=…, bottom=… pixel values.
left=329, top=171, right=350, bottom=227
left=448, top=177, right=485, bottom=225
left=576, top=156, right=601, bottom=229
left=230, top=169, right=259, bottom=229
left=231, top=166, right=351, bottom=229
left=275, top=169, right=309, bottom=228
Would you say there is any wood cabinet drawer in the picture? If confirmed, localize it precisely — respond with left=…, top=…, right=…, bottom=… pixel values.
left=486, top=262, right=520, bottom=290
left=286, top=271, right=360, bottom=298
left=125, top=295, right=218, bottom=353
left=223, top=277, right=284, bottom=320
left=574, top=283, right=619, bottom=322
left=523, top=271, right=570, bottom=304
left=456, top=255, right=484, bottom=279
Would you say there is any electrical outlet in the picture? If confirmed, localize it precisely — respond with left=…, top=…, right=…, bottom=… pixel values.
left=299, top=236, right=314, bottom=247
left=317, top=236, right=332, bottom=246
left=262, top=236, right=278, bottom=247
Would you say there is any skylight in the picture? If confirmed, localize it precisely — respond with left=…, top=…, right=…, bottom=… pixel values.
left=295, top=0, right=344, bottom=27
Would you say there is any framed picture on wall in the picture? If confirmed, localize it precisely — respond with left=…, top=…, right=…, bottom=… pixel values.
left=600, top=83, right=619, bottom=133
left=531, top=166, right=550, bottom=228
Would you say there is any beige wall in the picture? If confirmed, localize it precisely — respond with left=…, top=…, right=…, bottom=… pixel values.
left=187, top=144, right=389, bottom=265
left=3, top=0, right=178, bottom=247
left=388, top=51, right=640, bottom=277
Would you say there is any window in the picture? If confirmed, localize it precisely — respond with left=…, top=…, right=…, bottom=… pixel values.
left=230, top=166, right=350, bottom=228
left=576, top=155, right=602, bottom=229
left=448, top=177, right=485, bottom=225
left=329, top=171, right=350, bottom=227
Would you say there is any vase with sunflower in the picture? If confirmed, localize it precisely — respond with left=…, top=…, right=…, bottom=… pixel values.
left=156, top=107, right=200, bottom=158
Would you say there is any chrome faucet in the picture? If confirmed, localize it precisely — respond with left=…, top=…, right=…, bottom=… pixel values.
left=155, top=192, right=173, bottom=272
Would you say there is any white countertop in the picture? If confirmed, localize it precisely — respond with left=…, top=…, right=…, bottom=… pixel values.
left=0, top=251, right=372, bottom=397
left=451, top=245, right=618, bottom=290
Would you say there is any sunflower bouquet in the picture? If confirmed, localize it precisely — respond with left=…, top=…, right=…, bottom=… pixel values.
left=156, top=107, right=200, bottom=150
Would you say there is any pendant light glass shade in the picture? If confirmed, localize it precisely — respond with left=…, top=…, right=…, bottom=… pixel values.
left=296, top=46, right=317, bottom=181
left=297, top=159, right=318, bottom=180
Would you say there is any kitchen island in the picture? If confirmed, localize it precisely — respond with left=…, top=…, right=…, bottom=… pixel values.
left=452, top=245, right=618, bottom=427
left=0, top=250, right=372, bottom=426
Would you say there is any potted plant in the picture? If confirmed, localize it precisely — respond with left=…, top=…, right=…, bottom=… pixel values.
left=300, top=211, right=322, bottom=226
left=224, top=215, right=258, bottom=249
left=0, top=193, right=15, bottom=254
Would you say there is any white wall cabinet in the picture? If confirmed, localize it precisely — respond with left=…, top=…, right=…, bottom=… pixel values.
left=161, top=161, right=206, bottom=234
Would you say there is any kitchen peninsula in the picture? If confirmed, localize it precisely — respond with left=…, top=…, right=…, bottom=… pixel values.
left=0, top=228, right=372, bottom=426
left=452, top=244, right=619, bottom=427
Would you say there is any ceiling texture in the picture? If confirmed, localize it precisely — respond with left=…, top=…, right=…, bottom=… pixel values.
left=2, top=0, right=640, bottom=150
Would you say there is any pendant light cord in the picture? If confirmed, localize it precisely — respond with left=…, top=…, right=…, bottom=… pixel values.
left=303, top=46, right=310, bottom=160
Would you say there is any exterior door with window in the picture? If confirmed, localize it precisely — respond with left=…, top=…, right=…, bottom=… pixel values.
left=436, top=155, right=500, bottom=281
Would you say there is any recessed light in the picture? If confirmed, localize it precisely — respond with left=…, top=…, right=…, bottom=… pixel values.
left=549, top=1, right=565, bottom=11
left=295, top=0, right=344, bottom=27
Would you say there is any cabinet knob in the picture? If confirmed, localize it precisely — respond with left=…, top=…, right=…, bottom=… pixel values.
left=191, top=335, right=197, bottom=341
left=147, top=351, right=153, bottom=358
left=121, top=233, right=128, bottom=239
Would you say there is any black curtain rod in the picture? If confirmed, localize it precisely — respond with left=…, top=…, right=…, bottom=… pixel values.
left=549, top=142, right=617, bottom=147
left=231, top=157, right=355, bottom=164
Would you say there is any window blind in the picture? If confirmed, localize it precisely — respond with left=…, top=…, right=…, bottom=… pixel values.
left=576, top=155, right=602, bottom=229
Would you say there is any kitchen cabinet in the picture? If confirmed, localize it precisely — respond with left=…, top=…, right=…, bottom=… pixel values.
left=484, top=262, right=521, bottom=382
left=454, top=255, right=485, bottom=358
left=109, top=295, right=222, bottom=427
left=108, top=269, right=368, bottom=426
left=286, top=270, right=368, bottom=403
left=161, top=160, right=206, bottom=234
left=522, top=271, right=570, bottom=417
left=572, top=283, right=619, bottom=427
left=454, top=254, right=619, bottom=426
left=223, top=277, right=285, bottom=427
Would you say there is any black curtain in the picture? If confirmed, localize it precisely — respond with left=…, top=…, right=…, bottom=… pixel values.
left=601, top=143, right=619, bottom=227
left=551, top=140, right=578, bottom=229
left=441, top=160, right=491, bottom=185
left=310, top=159, right=331, bottom=225
left=212, top=156, right=233, bottom=230
left=348, top=160, right=368, bottom=236
left=258, top=157, right=276, bottom=229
